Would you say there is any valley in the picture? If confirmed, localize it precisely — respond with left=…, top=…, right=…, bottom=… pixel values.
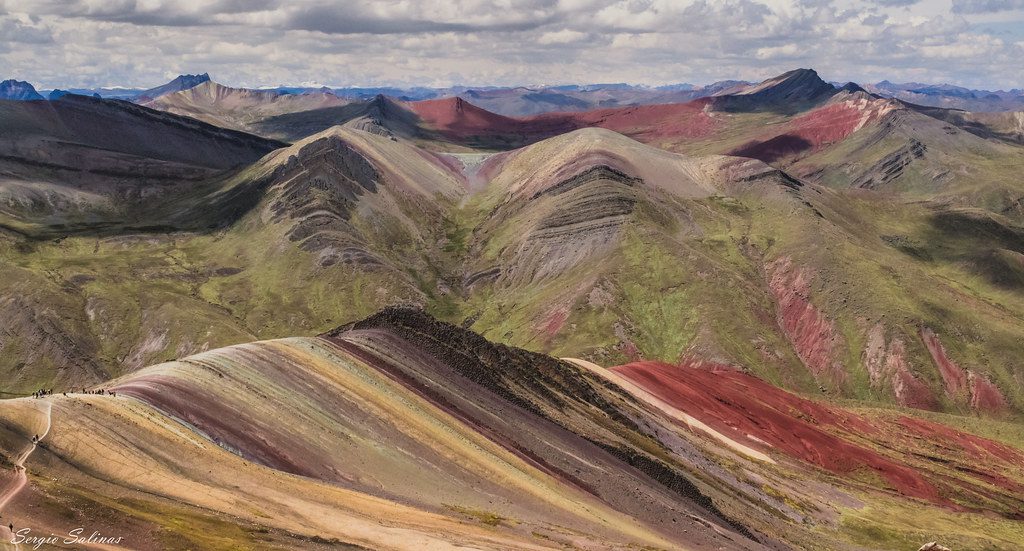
left=0, top=66, right=1022, bottom=550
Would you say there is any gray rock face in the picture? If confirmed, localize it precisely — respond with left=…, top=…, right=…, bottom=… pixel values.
left=269, top=136, right=382, bottom=260
left=499, top=165, right=640, bottom=285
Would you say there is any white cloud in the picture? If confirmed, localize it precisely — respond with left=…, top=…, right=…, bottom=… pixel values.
left=918, top=32, right=1004, bottom=58
left=538, top=29, right=588, bottom=43
left=755, top=43, right=800, bottom=59
left=0, top=0, right=1021, bottom=90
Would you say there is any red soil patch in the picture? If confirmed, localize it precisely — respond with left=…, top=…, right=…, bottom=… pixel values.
left=892, top=416, right=1024, bottom=504
left=410, top=97, right=521, bottom=135
left=920, top=328, right=1007, bottom=413
left=729, top=99, right=890, bottom=163
left=787, top=101, right=883, bottom=146
left=864, top=325, right=938, bottom=411
left=540, top=308, right=569, bottom=337
left=612, top=360, right=1024, bottom=513
left=895, top=416, right=1024, bottom=466
left=408, top=96, right=719, bottom=146
left=968, top=371, right=1008, bottom=413
left=893, top=367, right=940, bottom=411
left=408, top=94, right=894, bottom=157
left=920, top=328, right=967, bottom=399
left=545, top=97, right=719, bottom=141
left=767, top=257, right=844, bottom=383
left=611, top=361, right=941, bottom=503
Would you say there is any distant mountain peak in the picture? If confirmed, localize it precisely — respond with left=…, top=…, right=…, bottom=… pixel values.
left=139, top=72, right=212, bottom=99
left=168, top=73, right=211, bottom=89
left=739, top=68, right=833, bottom=97
left=715, top=67, right=836, bottom=113
left=368, top=93, right=398, bottom=112
left=432, top=95, right=469, bottom=113
left=176, top=72, right=210, bottom=82
left=771, top=67, right=819, bottom=80
left=837, top=82, right=866, bottom=94
left=0, top=79, right=44, bottom=101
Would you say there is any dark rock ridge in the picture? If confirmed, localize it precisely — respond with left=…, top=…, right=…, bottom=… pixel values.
left=852, top=139, right=926, bottom=189
left=716, top=69, right=837, bottom=113
left=0, top=94, right=286, bottom=236
left=1, top=94, right=284, bottom=170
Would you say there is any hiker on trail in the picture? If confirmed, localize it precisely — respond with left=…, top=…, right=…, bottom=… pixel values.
left=32, top=435, right=37, bottom=443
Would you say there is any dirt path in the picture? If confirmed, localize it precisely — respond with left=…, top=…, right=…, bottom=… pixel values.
left=0, top=399, right=52, bottom=549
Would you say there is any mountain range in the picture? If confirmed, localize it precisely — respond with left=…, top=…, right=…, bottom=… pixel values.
left=8, top=70, right=1024, bottom=114
left=0, top=67, right=1022, bottom=550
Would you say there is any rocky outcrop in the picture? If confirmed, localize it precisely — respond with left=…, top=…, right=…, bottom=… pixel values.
left=852, top=138, right=926, bottom=189
left=920, top=327, right=968, bottom=399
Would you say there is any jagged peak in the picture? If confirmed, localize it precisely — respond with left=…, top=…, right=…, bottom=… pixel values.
left=139, top=72, right=212, bottom=99
left=173, top=72, right=211, bottom=83
left=0, top=78, right=44, bottom=100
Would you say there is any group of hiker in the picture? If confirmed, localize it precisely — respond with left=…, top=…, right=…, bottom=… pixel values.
left=30, top=388, right=116, bottom=398
left=81, top=388, right=116, bottom=397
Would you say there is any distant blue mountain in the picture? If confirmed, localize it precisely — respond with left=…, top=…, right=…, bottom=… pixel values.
left=48, top=89, right=101, bottom=100
left=0, top=79, right=44, bottom=100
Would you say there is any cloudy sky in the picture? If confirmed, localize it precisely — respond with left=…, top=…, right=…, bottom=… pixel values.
left=2, top=0, right=1023, bottom=90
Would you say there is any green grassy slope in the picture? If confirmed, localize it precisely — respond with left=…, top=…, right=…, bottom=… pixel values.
left=1, top=122, right=1021, bottom=420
